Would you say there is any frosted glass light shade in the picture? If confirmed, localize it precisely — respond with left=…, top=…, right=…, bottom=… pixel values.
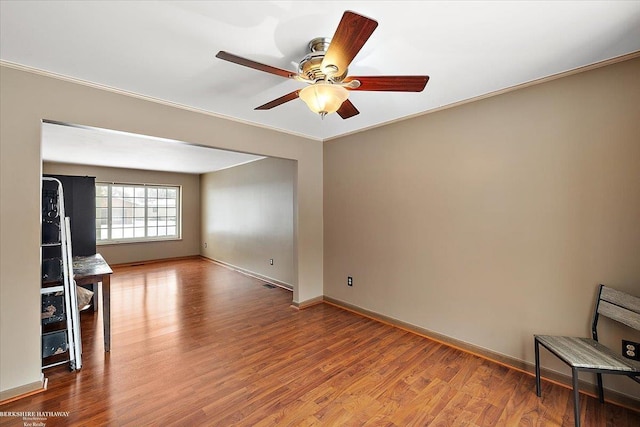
left=299, top=83, right=349, bottom=116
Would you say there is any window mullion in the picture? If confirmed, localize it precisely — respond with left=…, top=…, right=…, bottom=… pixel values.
left=107, top=183, right=112, bottom=241
left=144, top=186, right=148, bottom=238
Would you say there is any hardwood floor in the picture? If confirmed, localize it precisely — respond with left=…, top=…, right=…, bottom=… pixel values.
left=1, top=258, right=638, bottom=426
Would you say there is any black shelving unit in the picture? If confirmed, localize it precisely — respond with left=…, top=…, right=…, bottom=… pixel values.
left=44, top=174, right=98, bottom=310
left=41, top=177, right=82, bottom=370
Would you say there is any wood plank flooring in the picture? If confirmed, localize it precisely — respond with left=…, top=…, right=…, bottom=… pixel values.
left=1, top=258, right=638, bottom=426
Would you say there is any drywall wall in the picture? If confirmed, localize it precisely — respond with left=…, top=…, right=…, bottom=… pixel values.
left=42, top=162, right=201, bottom=265
left=324, top=57, right=640, bottom=399
left=201, top=157, right=296, bottom=287
left=0, top=64, right=323, bottom=395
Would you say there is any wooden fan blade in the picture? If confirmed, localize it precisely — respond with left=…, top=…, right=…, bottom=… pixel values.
left=337, top=99, right=360, bottom=119
left=255, top=90, right=300, bottom=110
left=216, top=51, right=297, bottom=79
left=322, top=11, right=378, bottom=77
left=345, top=76, right=430, bottom=92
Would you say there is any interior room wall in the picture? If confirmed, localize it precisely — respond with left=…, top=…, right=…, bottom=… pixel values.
left=201, top=157, right=296, bottom=287
left=323, top=57, right=640, bottom=399
left=42, top=162, right=201, bottom=265
left=0, top=65, right=323, bottom=395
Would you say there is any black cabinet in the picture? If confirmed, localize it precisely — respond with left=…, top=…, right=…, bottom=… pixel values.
left=44, top=175, right=96, bottom=257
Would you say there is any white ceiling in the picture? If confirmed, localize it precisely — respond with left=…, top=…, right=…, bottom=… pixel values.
left=2, top=1, right=640, bottom=172
left=41, top=122, right=265, bottom=174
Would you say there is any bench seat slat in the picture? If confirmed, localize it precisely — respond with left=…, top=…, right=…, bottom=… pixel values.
left=535, top=335, right=640, bottom=372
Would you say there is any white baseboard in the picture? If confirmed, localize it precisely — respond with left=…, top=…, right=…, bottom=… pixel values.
left=323, top=296, right=640, bottom=412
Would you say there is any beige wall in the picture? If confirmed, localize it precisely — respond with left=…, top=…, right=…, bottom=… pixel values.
left=2, top=57, right=639, bottom=399
left=0, top=65, right=323, bottom=394
left=324, top=57, right=640, bottom=398
left=201, top=157, right=296, bottom=287
left=42, top=162, right=201, bottom=265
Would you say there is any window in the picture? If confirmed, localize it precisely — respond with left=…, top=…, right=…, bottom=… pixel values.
left=96, top=183, right=180, bottom=244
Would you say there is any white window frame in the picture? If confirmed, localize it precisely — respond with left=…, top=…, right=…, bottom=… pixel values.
left=96, top=182, right=182, bottom=245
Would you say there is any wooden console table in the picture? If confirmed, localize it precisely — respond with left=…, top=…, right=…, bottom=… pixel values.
left=73, top=254, right=113, bottom=352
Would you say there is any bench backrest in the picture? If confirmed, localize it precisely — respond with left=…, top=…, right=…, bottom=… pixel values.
left=592, top=284, right=640, bottom=340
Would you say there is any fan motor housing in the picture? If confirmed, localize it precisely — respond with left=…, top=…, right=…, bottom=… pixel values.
left=298, top=37, right=347, bottom=82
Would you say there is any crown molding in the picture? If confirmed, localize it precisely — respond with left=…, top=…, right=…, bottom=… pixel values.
left=0, top=60, right=321, bottom=143
left=324, top=51, right=640, bottom=143
left=3, top=51, right=639, bottom=144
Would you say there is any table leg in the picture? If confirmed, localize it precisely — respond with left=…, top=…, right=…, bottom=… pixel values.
left=102, top=275, right=111, bottom=352
left=92, top=283, right=98, bottom=312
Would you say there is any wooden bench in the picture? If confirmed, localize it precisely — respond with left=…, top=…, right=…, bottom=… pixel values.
left=534, top=284, right=640, bottom=427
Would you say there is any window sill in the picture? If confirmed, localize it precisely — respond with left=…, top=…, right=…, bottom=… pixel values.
left=97, top=237, right=182, bottom=246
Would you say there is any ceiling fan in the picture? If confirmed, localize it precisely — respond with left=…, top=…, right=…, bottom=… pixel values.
left=215, top=11, right=429, bottom=119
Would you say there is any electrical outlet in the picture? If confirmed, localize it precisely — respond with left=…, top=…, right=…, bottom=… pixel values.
left=622, top=340, right=640, bottom=361
left=269, top=259, right=273, bottom=265
left=204, top=242, right=207, bottom=248
left=347, top=276, right=353, bottom=286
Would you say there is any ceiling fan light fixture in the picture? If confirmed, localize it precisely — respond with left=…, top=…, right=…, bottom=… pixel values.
left=216, top=11, right=427, bottom=120
left=299, top=83, right=349, bottom=118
